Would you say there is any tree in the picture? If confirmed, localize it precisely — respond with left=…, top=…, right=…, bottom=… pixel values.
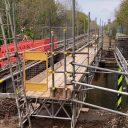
left=0, top=0, right=88, bottom=41
left=116, top=0, right=128, bottom=33
left=76, top=11, right=88, bottom=34
left=16, top=0, right=58, bottom=38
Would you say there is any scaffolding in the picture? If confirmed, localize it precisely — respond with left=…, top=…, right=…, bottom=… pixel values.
left=0, top=0, right=31, bottom=127
left=0, top=0, right=102, bottom=127
left=21, top=1, right=102, bottom=128
left=1, top=1, right=128, bottom=128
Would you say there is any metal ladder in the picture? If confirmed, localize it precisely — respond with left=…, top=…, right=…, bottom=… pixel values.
left=0, top=0, right=31, bottom=127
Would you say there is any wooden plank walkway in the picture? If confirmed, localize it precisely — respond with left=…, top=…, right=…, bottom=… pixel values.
left=26, top=44, right=97, bottom=100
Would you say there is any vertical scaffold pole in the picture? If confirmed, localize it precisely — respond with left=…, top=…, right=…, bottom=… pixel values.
left=0, top=15, right=23, bottom=126
left=77, top=11, right=79, bottom=38
left=87, top=12, right=90, bottom=65
left=71, top=0, right=76, bottom=128
left=49, top=11, right=55, bottom=116
left=102, top=21, right=104, bottom=49
left=95, top=18, right=97, bottom=39
left=99, top=18, right=102, bottom=50
left=64, top=28, right=67, bottom=98
left=95, top=17, right=97, bottom=54
left=72, top=0, right=76, bottom=88
left=86, top=12, right=90, bottom=86
left=97, top=19, right=99, bottom=52
left=1, top=1, right=31, bottom=127
left=66, top=15, right=68, bottom=47
left=51, top=30, right=55, bottom=97
left=12, top=1, right=31, bottom=126
left=49, top=11, right=55, bottom=97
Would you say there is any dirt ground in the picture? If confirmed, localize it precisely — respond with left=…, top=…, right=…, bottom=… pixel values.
left=0, top=117, right=18, bottom=128
left=0, top=108, right=128, bottom=128
left=30, top=109, right=128, bottom=128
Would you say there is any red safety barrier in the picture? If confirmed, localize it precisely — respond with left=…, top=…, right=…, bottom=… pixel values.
left=0, top=37, right=58, bottom=68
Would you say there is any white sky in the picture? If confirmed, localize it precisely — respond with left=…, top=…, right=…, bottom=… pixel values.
left=78, top=0, right=121, bottom=24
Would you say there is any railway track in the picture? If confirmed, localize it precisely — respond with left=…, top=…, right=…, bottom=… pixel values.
left=0, top=34, right=89, bottom=81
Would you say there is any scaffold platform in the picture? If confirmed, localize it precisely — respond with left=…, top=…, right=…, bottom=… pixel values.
left=25, top=44, right=97, bottom=100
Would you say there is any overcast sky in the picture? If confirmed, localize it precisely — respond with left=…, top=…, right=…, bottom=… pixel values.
left=78, top=0, right=121, bottom=24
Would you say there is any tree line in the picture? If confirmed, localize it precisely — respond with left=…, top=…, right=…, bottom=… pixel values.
left=0, top=0, right=100, bottom=43
left=107, top=0, right=128, bottom=36
left=15, top=0, right=88, bottom=39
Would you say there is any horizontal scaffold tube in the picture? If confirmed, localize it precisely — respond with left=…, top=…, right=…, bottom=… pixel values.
left=0, top=34, right=86, bottom=61
left=72, top=81, right=128, bottom=96
left=1, top=38, right=96, bottom=82
left=73, top=63, right=128, bottom=76
left=72, top=100, right=128, bottom=117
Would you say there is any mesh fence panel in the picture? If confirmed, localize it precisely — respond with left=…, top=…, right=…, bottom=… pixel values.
left=25, top=61, right=46, bottom=83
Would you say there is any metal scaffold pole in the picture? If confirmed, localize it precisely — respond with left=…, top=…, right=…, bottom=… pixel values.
left=87, top=12, right=90, bottom=65
left=95, top=17, right=97, bottom=54
left=100, top=18, right=101, bottom=36
left=71, top=0, right=76, bottom=128
left=102, top=20, right=104, bottom=48
left=99, top=18, right=103, bottom=50
left=0, top=15, right=21, bottom=125
left=11, top=1, right=31, bottom=127
left=72, top=0, right=75, bottom=82
left=73, top=62, right=128, bottom=76
left=0, top=0, right=32, bottom=127
left=51, top=30, right=55, bottom=97
left=49, top=11, right=55, bottom=98
left=63, top=28, right=67, bottom=98
left=97, top=19, right=99, bottom=51
left=49, top=10, right=55, bottom=118
left=95, top=17, right=97, bottom=39
left=87, top=12, right=90, bottom=85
